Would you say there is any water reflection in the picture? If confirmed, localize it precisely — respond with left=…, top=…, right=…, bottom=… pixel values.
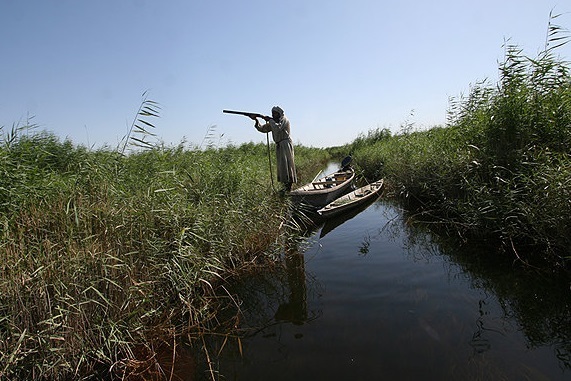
left=274, top=249, right=307, bottom=325
left=394, top=204, right=571, bottom=371
left=319, top=200, right=374, bottom=238
left=470, top=297, right=493, bottom=354
left=210, top=198, right=570, bottom=380
left=220, top=229, right=322, bottom=335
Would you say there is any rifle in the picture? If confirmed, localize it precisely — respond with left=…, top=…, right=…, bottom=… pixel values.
left=223, top=109, right=271, bottom=121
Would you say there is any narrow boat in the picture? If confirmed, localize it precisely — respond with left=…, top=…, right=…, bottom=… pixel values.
left=289, top=166, right=355, bottom=208
left=317, top=179, right=384, bottom=218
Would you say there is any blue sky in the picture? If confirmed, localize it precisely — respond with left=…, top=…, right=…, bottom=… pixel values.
left=1, top=0, right=570, bottom=148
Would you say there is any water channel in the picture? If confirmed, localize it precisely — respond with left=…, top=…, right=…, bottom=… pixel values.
left=206, top=192, right=571, bottom=380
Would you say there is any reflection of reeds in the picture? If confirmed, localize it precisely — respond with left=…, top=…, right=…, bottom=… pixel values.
left=0, top=117, right=330, bottom=378
left=382, top=199, right=571, bottom=371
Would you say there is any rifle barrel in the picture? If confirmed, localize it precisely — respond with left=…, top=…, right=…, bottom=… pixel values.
left=223, top=110, right=268, bottom=119
left=223, top=110, right=247, bottom=115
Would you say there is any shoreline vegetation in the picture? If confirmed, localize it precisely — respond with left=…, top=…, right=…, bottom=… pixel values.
left=0, top=119, right=331, bottom=380
left=2, top=14, right=570, bottom=380
left=346, top=15, right=571, bottom=272
left=0, top=125, right=332, bottom=379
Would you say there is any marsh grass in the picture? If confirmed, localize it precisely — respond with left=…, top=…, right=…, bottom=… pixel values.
left=0, top=116, right=329, bottom=379
left=350, top=14, right=571, bottom=268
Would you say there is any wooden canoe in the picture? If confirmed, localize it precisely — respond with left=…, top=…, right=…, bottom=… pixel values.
left=289, top=167, right=355, bottom=208
left=317, top=179, right=384, bottom=218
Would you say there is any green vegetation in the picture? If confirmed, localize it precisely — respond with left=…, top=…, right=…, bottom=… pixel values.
left=347, top=15, right=571, bottom=269
left=0, top=121, right=331, bottom=379
left=2, top=13, right=570, bottom=380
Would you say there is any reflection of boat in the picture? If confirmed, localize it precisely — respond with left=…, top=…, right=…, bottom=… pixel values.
left=317, top=180, right=384, bottom=218
left=289, top=167, right=355, bottom=208
left=319, top=199, right=376, bottom=239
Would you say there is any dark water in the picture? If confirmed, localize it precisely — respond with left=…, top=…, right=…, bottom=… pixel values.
left=208, top=198, right=571, bottom=380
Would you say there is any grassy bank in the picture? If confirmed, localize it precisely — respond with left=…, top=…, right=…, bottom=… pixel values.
left=0, top=127, right=330, bottom=379
left=347, top=21, right=571, bottom=270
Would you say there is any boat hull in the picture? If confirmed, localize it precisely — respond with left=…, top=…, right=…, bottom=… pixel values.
left=317, top=179, right=384, bottom=218
left=289, top=168, right=355, bottom=208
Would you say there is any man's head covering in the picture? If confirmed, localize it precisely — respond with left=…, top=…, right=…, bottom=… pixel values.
left=271, top=106, right=284, bottom=117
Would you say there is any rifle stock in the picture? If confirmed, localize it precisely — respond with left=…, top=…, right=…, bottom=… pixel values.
left=223, top=110, right=271, bottom=121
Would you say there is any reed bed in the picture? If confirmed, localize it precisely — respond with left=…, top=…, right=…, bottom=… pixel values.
left=0, top=125, right=330, bottom=379
left=348, top=15, right=571, bottom=270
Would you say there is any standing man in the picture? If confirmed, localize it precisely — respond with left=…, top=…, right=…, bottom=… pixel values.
left=252, top=106, right=297, bottom=193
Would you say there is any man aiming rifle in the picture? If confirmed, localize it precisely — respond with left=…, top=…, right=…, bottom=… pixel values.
left=223, top=107, right=297, bottom=193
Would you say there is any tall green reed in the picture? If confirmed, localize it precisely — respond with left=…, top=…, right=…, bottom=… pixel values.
left=0, top=101, right=328, bottom=378
left=350, top=13, right=571, bottom=268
